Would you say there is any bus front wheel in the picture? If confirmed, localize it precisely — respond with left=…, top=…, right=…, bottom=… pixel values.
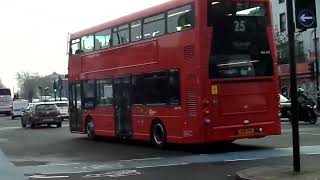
left=151, top=121, right=167, bottom=148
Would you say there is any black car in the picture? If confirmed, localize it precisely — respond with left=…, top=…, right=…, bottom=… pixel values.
left=21, top=103, right=62, bottom=128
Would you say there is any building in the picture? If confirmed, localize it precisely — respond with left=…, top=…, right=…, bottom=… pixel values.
left=272, top=0, right=320, bottom=98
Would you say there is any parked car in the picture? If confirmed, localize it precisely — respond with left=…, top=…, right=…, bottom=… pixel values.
left=11, top=99, right=29, bottom=119
left=52, top=101, right=69, bottom=120
left=21, top=102, right=62, bottom=128
left=280, top=94, right=291, bottom=118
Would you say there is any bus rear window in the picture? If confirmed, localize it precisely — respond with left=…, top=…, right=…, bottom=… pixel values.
left=0, top=89, right=11, bottom=95
left=208, top=1, right=273, bottom=79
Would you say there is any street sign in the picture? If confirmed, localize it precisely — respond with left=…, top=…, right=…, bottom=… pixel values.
left=295, top=0, right=317, bottom=30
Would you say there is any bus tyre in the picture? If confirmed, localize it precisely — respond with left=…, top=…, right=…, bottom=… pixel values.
left=151, top=121, right=167, bottom=149
left=87, top=119, right=96, bottom=140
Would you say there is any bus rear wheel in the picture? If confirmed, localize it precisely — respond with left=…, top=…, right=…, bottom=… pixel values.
left=86, top=119, right=96, bottom=140
left=151, top=121, right=167, bottom=148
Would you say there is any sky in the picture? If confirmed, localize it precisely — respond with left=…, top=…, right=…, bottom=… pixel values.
left=0, top=0, right=170, bottom=92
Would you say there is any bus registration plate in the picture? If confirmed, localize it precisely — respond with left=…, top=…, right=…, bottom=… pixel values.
left=238, top=128, right=254, bottom=135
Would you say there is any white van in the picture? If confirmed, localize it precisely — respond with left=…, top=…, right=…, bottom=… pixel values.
left=11, top=99, right=29, bottom=119
left=0, top=88, right=12, bottom=116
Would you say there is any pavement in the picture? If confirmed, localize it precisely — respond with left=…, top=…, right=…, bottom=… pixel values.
left=236, top=154, right=320, bottom=180
left=0, top=149, right=26, bottom=180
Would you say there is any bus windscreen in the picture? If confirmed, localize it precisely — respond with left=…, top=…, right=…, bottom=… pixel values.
left=208, top=1, right=273, bottom=79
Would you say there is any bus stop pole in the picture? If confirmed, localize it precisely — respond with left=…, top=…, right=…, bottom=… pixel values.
left=286, top=0, right=301, bottom=172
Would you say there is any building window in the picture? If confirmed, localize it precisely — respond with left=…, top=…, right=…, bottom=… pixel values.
left=280, top=13, right=286, bottom=32
left=279, top=0, right=285, bottom=4
left=296, top=41, right=304, bottom=55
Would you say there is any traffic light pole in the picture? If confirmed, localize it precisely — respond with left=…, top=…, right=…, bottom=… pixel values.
left=286, top=0, right=301, bottom=172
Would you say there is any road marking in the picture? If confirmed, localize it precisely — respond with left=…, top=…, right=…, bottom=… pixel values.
left=37, top=163, right=81, bottom=167
left=18, top=145, right=320, bottom=176
left=0, top=127, right=21, bottom=131
left=120, top=157, right=163, bottom=162
left=136, top=162, right=189, bottom=169
left=300, top=133, right=320, bottom=136
left=83, top=170, right=140, bottom=178
left=29, top=175, right=69, bottom=179
left=0, top=138, right=8, bottom=142
left=224, top=158, right=261, bottom=162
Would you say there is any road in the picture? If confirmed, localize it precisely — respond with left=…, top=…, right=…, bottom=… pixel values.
left=0, top=114, right=319, bottom=179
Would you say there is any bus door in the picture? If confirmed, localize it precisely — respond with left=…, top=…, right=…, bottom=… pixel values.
left=113, top=77, right=132, bottom=137
left=69, top=83, right=83, bottom=132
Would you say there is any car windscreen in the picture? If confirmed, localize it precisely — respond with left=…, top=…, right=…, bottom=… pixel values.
left=35, top=104, right=58, bottom=111
left=0, top=89, right=11, bottom=95
left=208, top=1, right=273, bottom=79
left=55, top=103, right=68, bottom=107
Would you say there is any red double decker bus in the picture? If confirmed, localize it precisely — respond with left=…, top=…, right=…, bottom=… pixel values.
left=68, top=0, right=281, bottom=147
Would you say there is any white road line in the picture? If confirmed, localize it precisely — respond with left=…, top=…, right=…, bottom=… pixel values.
left=0, top=138, right=8, bottom=142
left=300, top=133, right=320, bottom=136
left=136, top=162, right=189, bottom=169
left=120, top=157, right=163, bottom=162
left=0, top=127, right=21, bottom=131
left=36, top=163, right=81, bottom=167
left=83, top=170, right=140, bottom=178
left=29, top=175, right=69, bottom=179
left=224, top=158, right=261, bottom=162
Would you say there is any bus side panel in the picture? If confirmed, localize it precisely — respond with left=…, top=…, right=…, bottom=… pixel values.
left=131, top=106, right=185, bottom=143
left=91, top=106, right=116, bottom=136
left=68, top=56, right=82, bottom=81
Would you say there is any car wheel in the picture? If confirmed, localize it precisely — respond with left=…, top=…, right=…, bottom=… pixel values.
left=86, top=119, right=96, bottom=140
left=57, top=123, right=62, bottom=128
left=30, top=121, right=36, bottom=129
left=11, top=115, right=15, bottom=120
left=151, top=121, right=167, bottom=148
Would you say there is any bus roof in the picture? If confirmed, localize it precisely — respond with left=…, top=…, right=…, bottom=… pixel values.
left=70, top=0, right=193, bottom=39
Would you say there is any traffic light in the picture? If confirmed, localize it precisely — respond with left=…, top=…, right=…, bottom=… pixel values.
left=308, top=62, right=316, bottom=79
left=53, top=80, right=58, bottom=93
left=295, top=0, right=317, bottom=30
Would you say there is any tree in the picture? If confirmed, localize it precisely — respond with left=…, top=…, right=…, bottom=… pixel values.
left=16, top=72, right=61, bottom=102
